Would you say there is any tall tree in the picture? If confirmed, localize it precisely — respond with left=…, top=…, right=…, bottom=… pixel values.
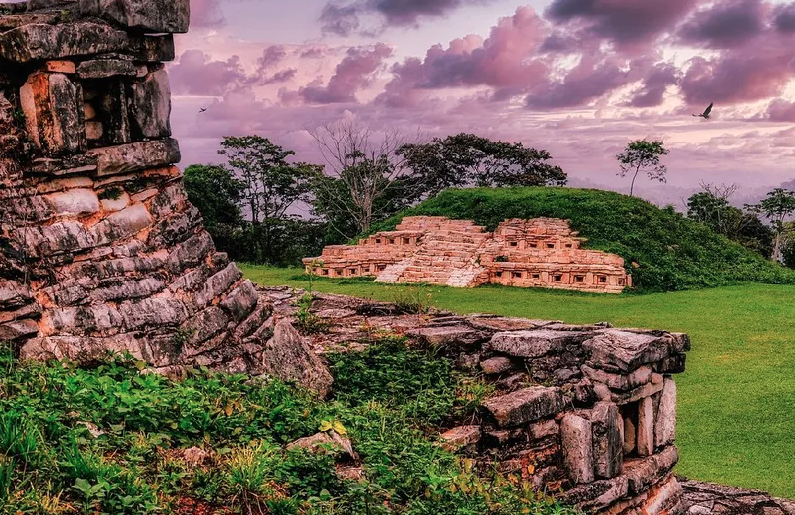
left=616, top=140, right=669, bottom=197
left=308, top=121, right=421, bottom=239
left=746, top=188, right=795, bottom=262
left=399, top=133, right=567, bottom=199
left=218, top=136, right=318, bottom=224
left=687, top=181, right=774, bottom=258
left=183, top=164, right=244, bottom=227
left=217, top=136, right=320, bottom=261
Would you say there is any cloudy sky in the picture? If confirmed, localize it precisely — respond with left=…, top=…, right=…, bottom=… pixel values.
left=169, top=0, right=795, bottom=207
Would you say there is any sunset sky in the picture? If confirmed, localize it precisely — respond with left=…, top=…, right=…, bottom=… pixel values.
left=169, top=0, right=795, bottom=207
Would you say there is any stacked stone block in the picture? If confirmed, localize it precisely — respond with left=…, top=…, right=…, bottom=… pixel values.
left=482, top=218, right=630, bottom=293
left=0, top=0, right=316, bottom=379
left=304, top=216, right=631, bottom=293
left=406, top=316, right=689, bottom=514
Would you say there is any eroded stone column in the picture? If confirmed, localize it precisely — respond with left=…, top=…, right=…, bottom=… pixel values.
left=0, top=0, right=332, bottom=396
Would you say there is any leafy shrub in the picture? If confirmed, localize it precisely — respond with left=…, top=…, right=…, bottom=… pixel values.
left=0, top=344, right=579, bottom=515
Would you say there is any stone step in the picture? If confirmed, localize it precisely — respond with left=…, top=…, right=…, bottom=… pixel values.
left=374, top=259, right=412, bottom=284
left=446, top=267, right=488, bottom=287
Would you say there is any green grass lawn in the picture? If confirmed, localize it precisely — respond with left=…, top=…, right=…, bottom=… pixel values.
left=241, top=265, right=795, bottom=499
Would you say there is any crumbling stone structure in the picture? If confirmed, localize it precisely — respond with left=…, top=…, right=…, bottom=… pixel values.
left=264, top=287, right=691, bottom=514
left=0, top=0, right=333, bottom=388
left=303, top=216, right=631, bottom=293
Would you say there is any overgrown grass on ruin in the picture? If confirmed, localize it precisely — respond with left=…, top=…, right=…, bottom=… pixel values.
left=242, top=264, right=795, bottom=499
left=0, top=338, right=578, bottom=515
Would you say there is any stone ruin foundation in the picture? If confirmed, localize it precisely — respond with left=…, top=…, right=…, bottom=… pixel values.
left=304, top=216, right=632, bottom=293
left=265, top=288, right=689, bottom=514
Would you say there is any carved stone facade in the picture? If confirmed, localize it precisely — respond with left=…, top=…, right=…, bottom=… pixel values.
left=0, top=0, right=330, bottom=389
left=304, top=216, right=632, bottom=293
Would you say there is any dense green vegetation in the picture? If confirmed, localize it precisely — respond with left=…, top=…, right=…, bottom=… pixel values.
left=364, top=187, right=795, bottom=292
left=243, top=265, right=795, bottom=498
left=0, top=338, right=577, bottom=515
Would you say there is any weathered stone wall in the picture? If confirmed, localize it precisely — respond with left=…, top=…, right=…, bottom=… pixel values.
left=263, top=287, right=691, bottom=515
left=304, top=216, right=631, bottom=293
left=0, top=0, right=329, bottom=390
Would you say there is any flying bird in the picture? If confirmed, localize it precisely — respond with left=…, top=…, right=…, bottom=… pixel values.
left=199, top=107, right=207, bottom=113
left=692, top=102, right=713, bottom=119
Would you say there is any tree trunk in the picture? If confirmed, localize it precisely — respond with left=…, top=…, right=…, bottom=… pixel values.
left=629, top=164, right=643, bottom=197
left=773, top=232, right=783, bottom=263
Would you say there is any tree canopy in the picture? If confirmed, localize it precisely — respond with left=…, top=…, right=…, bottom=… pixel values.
left=399, top=133, right=567, bottom=199
left=616, top=140, right=669, bottom=197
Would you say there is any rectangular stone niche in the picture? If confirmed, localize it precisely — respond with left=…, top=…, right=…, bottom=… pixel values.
left=83, top=79, right=132, bottom=147
left=620, top=398, right=655, bottom=458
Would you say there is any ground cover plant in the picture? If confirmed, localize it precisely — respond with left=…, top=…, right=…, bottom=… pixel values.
left=363, top=187, right=795, bottom=292
left=0, top=338, right=579, bottom=515
left=242, top=265, right=795, bottom=498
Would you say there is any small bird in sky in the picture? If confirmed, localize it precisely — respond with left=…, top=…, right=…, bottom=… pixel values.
left=199, top=107, right=207, bottom=113
left=692, top=102, right=713, bottom=119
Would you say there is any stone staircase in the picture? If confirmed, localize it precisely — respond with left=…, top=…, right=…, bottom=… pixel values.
left=392, top=221, right=491, bottom=287
left=375, top=258, right=412, bottom=284
left=446, top=267, right=488, bottom=287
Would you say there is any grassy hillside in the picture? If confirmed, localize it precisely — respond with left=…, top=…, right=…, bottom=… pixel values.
left=366, top=187, right=795, bottom=292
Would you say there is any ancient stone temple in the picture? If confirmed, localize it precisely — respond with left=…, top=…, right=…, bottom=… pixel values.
left=303, top=216, right=631, bottom=293
left=0, top=0, right=330, bottom=388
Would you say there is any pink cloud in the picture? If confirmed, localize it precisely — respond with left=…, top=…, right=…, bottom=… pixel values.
left=623, top=62, right=680, bottom=108
left=169, top=50, right=247, bottom=96
left=680, top=33, right=795, bottom=105
left=377, top=7, right=549, bottom=105
left=191, top=0, right=226, bottom=28
left=768, top=99, right=795, bottom=121
left=298, top=43, right=394, bottom=104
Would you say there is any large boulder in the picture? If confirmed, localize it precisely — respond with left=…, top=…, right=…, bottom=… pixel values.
left=260, top=320, right=334, bottom=398
left=0, top=22, right=131, bottom=63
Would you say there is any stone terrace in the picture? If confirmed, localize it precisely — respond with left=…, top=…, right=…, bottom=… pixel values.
left=304, top=216, right=631, bottom=293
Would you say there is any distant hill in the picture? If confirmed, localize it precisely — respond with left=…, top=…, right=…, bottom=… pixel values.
left=365, top=187, right=795, bottom=293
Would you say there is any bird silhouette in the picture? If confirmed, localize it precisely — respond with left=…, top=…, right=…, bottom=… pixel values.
left=199, top=107, right=207, bottom=113
left=692, top=102, right=713, bottom=119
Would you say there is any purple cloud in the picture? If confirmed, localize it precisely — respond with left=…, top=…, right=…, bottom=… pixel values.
left=169, top=50, right=247, bottom=96
left=320, top=0, right=494, bottom=36
left=676, top=0, right=765, bottom=49
left=377, top=7, right=548, bottom=105
left=768, top=99, right=795, bottom=121
left=545, top=0, right=700, bottom=49
left=624, top=62, right=681, bottom=107
left=191, top=0, right=226, bottom=28
left=773, top=2, right=795, bottom=32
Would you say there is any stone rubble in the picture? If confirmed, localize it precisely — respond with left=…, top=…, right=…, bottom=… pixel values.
left=304, top=216, right=632, bottom=293
left=679, top=479, right=795, bottom=515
